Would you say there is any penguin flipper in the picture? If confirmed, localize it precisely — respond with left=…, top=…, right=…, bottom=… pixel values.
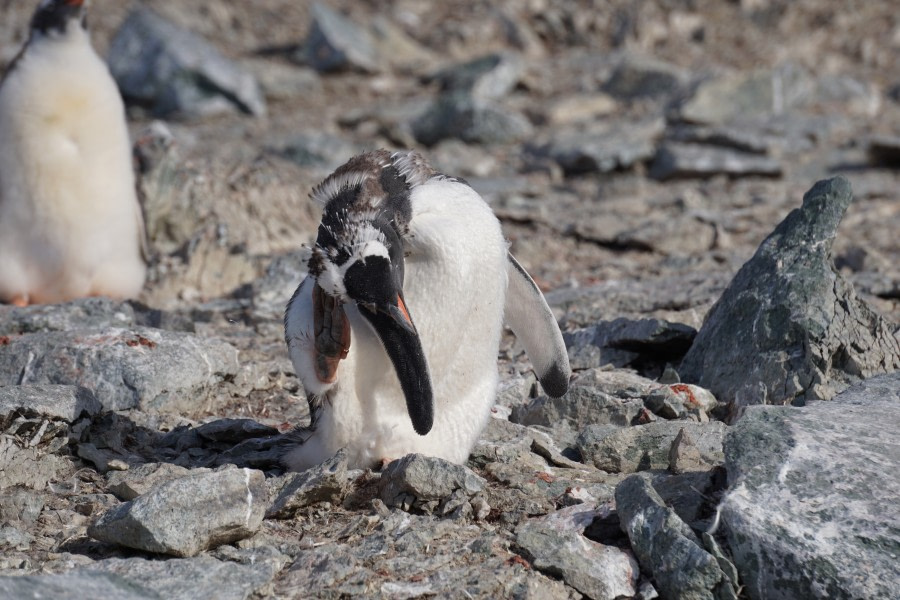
left=504, top=252, right=571, bottom=397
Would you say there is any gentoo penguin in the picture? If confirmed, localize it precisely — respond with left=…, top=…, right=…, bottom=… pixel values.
left=283, top=149, right=571, bottom=470
left=0, top=0, right=147, bottom=306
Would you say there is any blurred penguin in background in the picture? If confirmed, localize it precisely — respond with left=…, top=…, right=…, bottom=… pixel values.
left=0, top=0, right=147, bottom=306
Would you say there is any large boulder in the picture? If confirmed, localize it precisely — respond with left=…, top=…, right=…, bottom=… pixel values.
left=680, top=176, right=900, bottom=411
left=720, top=373, right=900, bottom=600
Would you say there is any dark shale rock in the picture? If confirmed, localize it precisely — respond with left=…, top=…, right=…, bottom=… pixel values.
left=603, top=53, right=689, bottom=101
left=867, top=134, right=900, bottom=166
left=563, top=317, right=696, bottom=372
left=720, top=373, right=900, bottom=600
left=665, top=124, right=771, bottom=154
left=577, top=421, right=726, bottom=473
left=411, top=91, right=534, bottom=146
left=301, top=2, right=380, bottom=73
left=516, top=503, right=639, bottom=599
left=108, top=8, right=266, bottom=118
left=88, top=466, right=266, bottom=557
left=680, top=176, right=900, bottom=410
left=531, top=117, right=664, bottom=175
left=0, top=327, right=239, bottom=413
left=615, top=475, right=738, bottom=600
left=649, top=143, right=783, bottom=180
left=275, top=131, right=361, bottom=170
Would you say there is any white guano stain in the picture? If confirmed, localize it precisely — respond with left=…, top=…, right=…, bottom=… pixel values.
left=243, top=468, right=254, bottom=527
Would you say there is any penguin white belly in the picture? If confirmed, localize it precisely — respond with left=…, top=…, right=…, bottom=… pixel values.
left=283, top=178, right=508, bottom=470
left=0, top=30, right=145, bottom=304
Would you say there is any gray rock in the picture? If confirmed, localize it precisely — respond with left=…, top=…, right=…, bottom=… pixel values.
left=666, top=124, right=771, bottom=154
left=0, top=297, right=135, bottom=335
left=516, top=503, right=639, bottom=599
left=649, top=143, right=783, bottom=180
left=511, top=386, right=644, bottom=444
left=615, top=475, right=738, bottom=600
left=0, top=385, right=100, bottom=425
left=0, top=327, right=240, bottom=413
left=275, top=131, right=361, bottom=170
left=249, top=249, right=309, bottom=322
left=88, top=467, right=267, bottom=557
left=0, top=487, right=45, bottom=527
left=106, top=463, right=197, bottom=501
left=720, top=373, right=900, bottom=600
left=680, top=177, right=900, bottom=410
left=411, top=92, right=534, bottom=146
left=267, top=449, right=357, bottom=518
left=680, top=64, right=813, bottom=124
left=0, top=572, right=159, bottom=600
left=301, top=2, right=380, bottom=73
left=108, top=8, right=266, bottom=118
left=86, top=555, right=280, bottom=600
left=603, top=53, right=689, bottom=101
left=645, top=384, right=719, bottom=420
left=431, top=52, right=524, bottom=101
left=563, top=317, right=696, bottom=372
left=379, top=454, right=486, bottom=511
left=0, top=438, right=75, bottom=491
left=531, top=118, right=664, bottom=175
left=578, top=421, right=726, bottom=473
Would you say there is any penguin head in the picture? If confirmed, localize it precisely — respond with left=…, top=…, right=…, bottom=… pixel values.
left=31, top=0, right=88, bottom=38
left=308, top=187, right=433, bottom=436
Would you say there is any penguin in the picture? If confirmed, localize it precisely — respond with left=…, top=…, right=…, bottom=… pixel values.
left=283, top=149, right=571, bottom=471
left=0, top=0, right=147, bottom=306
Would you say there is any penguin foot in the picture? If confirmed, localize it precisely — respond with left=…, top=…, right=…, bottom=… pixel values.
left=10, top=294, right=29, bottom=307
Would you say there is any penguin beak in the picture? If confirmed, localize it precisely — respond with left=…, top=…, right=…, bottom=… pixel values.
left=357, top=293, right=434, bottom=436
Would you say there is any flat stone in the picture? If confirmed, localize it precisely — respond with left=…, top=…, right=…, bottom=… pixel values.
left=531, top=117, right=664, bottom=175
left=0, top=297, right=135, bottom=335
left=680, top=177, right=900, bottom=409
left=0, top=385, right=100, bottom=425
left=0, top=437, right=76, bottom=491
left=720, top=373, right=900, bottom=600
left=275, top=131, right=361, bottom=171
left=430, top=52, right=524, bottom=101
left=516, top=503, right=639, bottom=599
left=106, top=463, right=197, bottom=501
left=680, top=64, right=813, bottom=125
left=0, top=572, right=157, bottom=600
left=108, top=8, right=266, bottom=118
left=85, top=555, right=280, bottom=600
left=649, top=143, right=782, bottom=180
left=411, top=92, right=534, bottom=146
left=194, top=418, right=279, bottom=444
left=89, top=467, right=267, bottom=557
left=666, top=124, right=771, bottom=154
left=577, top=421, right=726, bottom=473
left=0, top=327, right=240, bottom=413
left=615, top=474, right=738, bottom=600
left=301, top=2, right=380, bottom=73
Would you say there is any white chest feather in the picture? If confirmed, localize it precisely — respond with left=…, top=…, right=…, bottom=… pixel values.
left=0, top=28, right=145, bottom=303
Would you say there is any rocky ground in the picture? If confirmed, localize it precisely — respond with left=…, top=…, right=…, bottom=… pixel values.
left=1, top=1, right=899, bottom=599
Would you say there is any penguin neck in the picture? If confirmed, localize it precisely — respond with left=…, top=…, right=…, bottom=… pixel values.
left=30, top=22, right=92, bottom=53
